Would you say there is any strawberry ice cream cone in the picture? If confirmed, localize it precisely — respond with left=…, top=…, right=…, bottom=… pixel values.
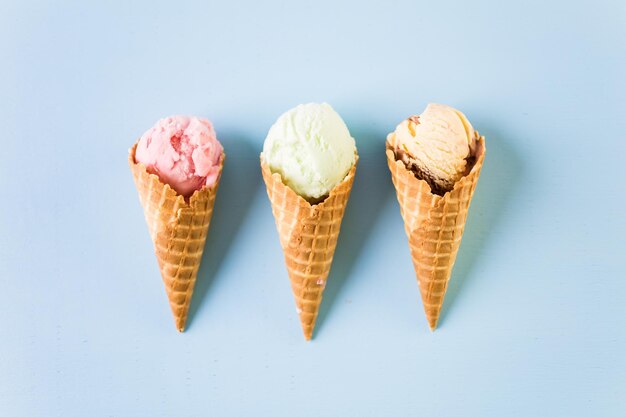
left=129, top=116, right=224, bottom=331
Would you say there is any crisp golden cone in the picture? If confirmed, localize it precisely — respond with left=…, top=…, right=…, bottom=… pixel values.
left=261, top=156, right=358, bottom=340
left=129, top=143, right=224, bottom=332
left=386, top=133, right=485, bottom=330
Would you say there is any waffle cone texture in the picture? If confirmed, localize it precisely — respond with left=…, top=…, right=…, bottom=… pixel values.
left=386, top=133, right=485, bottom=330
left=129, top=143, right=224, bottom=332
left=261, top=156, right=358, bottom=340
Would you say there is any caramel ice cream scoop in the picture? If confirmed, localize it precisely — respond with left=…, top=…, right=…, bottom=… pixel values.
left=388, top=103, right=476, bottom=194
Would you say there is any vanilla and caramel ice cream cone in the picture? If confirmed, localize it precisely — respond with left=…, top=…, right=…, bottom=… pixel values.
left=387, top=104, right=485, bottom=330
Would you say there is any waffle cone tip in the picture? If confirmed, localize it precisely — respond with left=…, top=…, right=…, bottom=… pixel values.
left=428, top=317, right=438, bottom=331
left=424, top=303, right=442, bottom=331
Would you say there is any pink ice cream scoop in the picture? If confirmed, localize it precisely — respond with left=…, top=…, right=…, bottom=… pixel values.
left=135, top=116, right=224, bottom=198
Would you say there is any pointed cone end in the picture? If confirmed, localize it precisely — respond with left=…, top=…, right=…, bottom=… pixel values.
left=302, top=325, right=313, bottom=341
left=293, top=291, right=321, bottom=342
left=298, top=307, right=316, bottom=341
left=427, top=315, right=439, bottom=332
left=175, top=317, right=187, bottom=333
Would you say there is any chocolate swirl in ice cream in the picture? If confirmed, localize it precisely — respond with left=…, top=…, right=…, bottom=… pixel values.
left=387, top=104, right=478, bottom=196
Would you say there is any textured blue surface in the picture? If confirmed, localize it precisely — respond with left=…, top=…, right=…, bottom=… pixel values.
left=1, top=1, right=625, bottom=416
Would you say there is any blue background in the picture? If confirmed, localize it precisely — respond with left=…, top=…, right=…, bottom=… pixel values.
left=1, top=1, right=625, bottom=416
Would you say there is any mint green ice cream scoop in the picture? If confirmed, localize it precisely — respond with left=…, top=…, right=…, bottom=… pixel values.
left=261, top=103, right=357, bottom=201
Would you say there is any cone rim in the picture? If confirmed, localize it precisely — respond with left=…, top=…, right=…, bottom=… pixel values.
left=385, top=132, right=485, bottom=200
left=129, top=142, right=225, bottom=207
left=259, top=152, right=359, bottom=209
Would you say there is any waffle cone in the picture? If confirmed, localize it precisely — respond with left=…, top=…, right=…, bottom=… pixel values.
left=129, top=143, right=224, bottom=332
left=261, top=156, right=358, bottom=340
left=386, top=133, right=485, bottom=330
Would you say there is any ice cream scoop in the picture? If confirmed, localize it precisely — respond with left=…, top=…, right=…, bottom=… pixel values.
left=135, top=116, right=224, bottom=198
left=388, top=103, right=476, bottom=194
left=261, top=103, right=357, bottom=201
